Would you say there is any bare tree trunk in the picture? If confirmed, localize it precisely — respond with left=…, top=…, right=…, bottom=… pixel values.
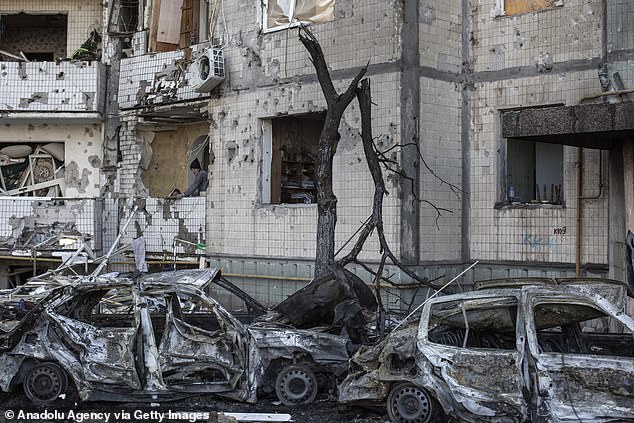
left=299, top=27, right=367, bottom=278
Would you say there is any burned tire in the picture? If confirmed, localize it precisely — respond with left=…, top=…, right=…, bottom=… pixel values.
left=23, top=362, right=68, bottom=405
left=387, top=383, right=446, bottom=423
left=275, top=364, right=318, bottom=406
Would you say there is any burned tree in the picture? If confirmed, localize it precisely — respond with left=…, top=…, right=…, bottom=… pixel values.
left=298, top=29, right=368, bottom=279
left=297, top=26, right=461, bottom=335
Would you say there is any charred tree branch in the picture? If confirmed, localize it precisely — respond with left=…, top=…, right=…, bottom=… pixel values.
left=299, top=26, right=369, bottom=278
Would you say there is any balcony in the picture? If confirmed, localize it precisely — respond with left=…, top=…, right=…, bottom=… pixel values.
left=118, top=43, right=223, bottom=118
left=0, top=198, right=104, bottom=266
left=115, top=197, right=207, bottom=259
left=0, top=61, right=106, bottom=120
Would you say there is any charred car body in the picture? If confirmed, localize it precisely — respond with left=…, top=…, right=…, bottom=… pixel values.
left=339, top=278, right=634, bottom=423
left=0, top=269, right=360, bottom=406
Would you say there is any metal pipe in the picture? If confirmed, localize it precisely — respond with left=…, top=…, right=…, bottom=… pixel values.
left=91, top=204, right=138, bottom=276
left=576, top=148, right=583, bottom=277
left=579, top=89, right=634, bottom=103
left=580, top=150, right=604, bottom=200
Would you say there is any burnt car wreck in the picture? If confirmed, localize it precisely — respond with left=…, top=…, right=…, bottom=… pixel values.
left=339, top=278, right=634, bottom=423
left=0, top=269, right=370, bottom=406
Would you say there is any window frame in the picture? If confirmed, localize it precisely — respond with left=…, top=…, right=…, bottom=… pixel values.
left=503, top=138, right=564, bottom=205
left=259, top=114, right=322, bottom=206
left=527, top=296, right=634, bottom=358
left=424, top=296, right=520, bottom=351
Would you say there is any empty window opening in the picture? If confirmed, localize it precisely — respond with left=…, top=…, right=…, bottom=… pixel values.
left=506, top=139, right=563, bottom=204
left=262, top=113, right=323, bottom=205
left=496, top=0, right=559, bottom=16
left=428, top=298, right=518, bottom=350
left=108, top=0, right=141, bottom=36
left=0, top=13, right=68, bottom=61
left=140, top=124, right=209, bottom=197
left=534, top=302, right=634, bottom=357
left=263, top=0, right=335, bottom=32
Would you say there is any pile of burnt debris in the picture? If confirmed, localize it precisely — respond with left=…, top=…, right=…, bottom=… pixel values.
left=0, top=142, right=65, bottom=196
left=0, top=217, right=86, bottom=252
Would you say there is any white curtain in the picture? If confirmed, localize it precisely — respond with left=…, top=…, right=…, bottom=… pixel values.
left=266, top=0, right=334, bottom=29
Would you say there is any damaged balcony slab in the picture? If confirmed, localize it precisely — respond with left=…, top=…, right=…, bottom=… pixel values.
left=501, top=102, right=634, bottom=149
left=118, top=44, right=221, bottom=111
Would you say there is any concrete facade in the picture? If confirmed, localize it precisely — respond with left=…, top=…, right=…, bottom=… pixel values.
left=2, top=0, right=633, bottom=299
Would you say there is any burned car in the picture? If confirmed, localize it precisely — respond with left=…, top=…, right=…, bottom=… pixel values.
left=339, top=278, right=634, bottom=423
left=0, top=275, right=352, bottom=406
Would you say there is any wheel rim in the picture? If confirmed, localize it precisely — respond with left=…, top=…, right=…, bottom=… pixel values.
left=24, top=364, right=66, bottom=404
left=389, top=384, right=433, bottom=423
left=276, top=366, right=317, bottom=405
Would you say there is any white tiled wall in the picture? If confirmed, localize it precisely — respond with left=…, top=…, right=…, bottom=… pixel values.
left=471, top=0, right=602, bottom=73
left=206, top=72, right=401, bottom=262
left=469, top=71, right=608, bottom=265
left=0, top=61, right=106, bottom=113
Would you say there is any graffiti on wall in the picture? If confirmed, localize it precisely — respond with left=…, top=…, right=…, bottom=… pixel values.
left=523, top=234, right=557, bottom=251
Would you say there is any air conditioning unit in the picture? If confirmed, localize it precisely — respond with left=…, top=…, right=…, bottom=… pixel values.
left=190, top=48, right=224, bottom=93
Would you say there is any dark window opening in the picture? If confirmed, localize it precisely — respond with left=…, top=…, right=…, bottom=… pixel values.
left=506, top=139, right=563, bottom=204
left=108, top=0, right=140, bottom=36
left=0, top=13, right=68, bottom=61
left=266, top=113, right=323, bottom=205
left=23, top=52, right=54, bottom=61
left=534, top=302, right=634, bottom=357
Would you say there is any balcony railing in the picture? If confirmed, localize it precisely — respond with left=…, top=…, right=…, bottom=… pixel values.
left=118, top=43, right=221, bottom=110
left=0, top=61, right=106, bottom=117
left=0, top=197, right=104, bottom=255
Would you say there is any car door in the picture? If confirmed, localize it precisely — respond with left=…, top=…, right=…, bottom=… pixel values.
left=419, top=295, right=529, bottom=421
left=156, top=288, right=248, bottom=394
left=525, top=293, right=634, bottom=422
left=48, top=286, right=142, bottom=389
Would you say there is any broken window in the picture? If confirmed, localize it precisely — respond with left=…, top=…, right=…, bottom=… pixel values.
left=263, top=0, right=335, bottom=32
left=496, top=0, right=559, bottom=16
left=57, top=288, right=135, bottom=328
left=534, top=302, right=634, bottom=357
left=108, top=0, right=141, bottom=36
left=261, top=114, right=322, bottom=205
left=0, top=142, right=65, bottom=197
left=0, top=13, right=68, bottom=61
left=176, top=291, right=222, bottom=332
left=428, top=297, right=518, bottom=350
left=506, top=139, right=563, bottom=204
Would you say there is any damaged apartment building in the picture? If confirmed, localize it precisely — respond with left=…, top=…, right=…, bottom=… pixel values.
left=1, top=0, right=634, bottom=308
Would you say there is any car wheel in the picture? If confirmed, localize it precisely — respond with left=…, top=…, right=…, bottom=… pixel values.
left=23, top=363, right=68, bottom=405
left=275, top=364, right=318, bottom=406
left=387, top=383, right=446, bottom=423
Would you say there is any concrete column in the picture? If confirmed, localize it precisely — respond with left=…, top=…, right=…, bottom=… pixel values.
left=609, top=140, right=634, bottom=316
left=461, top=0, right=471, bottom=262
left=623, top=140, right=634, bottom=233
left=399, top=0, right=420, bottom=265
left=608, top=146, right=625, bottom=281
